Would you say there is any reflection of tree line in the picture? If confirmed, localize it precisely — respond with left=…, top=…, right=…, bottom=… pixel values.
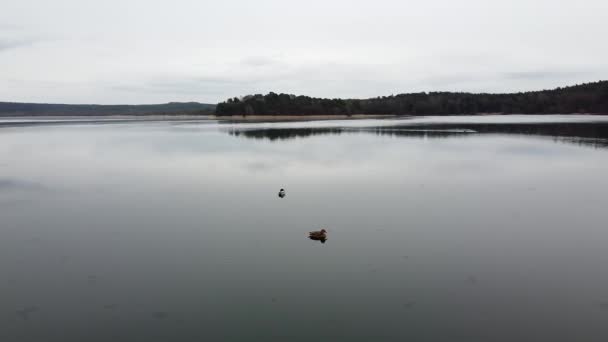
left=350, top=127, right=474, bottom=138
left=550, top=136, right=608, bottom=149
left=227, top=122, right=608, bottom=149
left=229, top=128, right=343, bottom=141
left=406, top=122, right=608, bottom=138
left=411, top=122, right=608, bottom=148
left=227, top=127, right=470, bottom=141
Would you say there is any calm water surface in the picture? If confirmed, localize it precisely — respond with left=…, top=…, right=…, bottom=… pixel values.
left=1, top=115, right=608, bottom=341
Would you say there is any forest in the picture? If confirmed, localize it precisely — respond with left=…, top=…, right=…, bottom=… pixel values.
left=216, top=81, right=608, bottom=116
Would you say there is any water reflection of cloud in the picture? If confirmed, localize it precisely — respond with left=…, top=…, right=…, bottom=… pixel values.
left=497, top=144, right=568, bottom=157
left=2, top=117, right=607, bottom=200
left=244, top=161, right=274, bottom=172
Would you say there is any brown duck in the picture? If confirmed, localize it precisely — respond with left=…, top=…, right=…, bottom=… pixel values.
left=308, top=229, right=327, bottom=241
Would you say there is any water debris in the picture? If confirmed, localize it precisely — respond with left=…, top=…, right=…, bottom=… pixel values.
left=278, top=188, right=286, bottom=198
left=467, top=275, right=478, bottom=284
left=103, top=304, right=117, bottom=310
left=16, top=306, right=38, bottom=320
left=271, top=297, right=278, bottom=303
left=598, top=301, right=608, bottom=310
left=87, top=275, right=98, bottom=284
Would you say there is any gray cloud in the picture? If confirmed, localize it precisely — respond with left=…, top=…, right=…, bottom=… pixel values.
left=0, top=178, right=46, bottom=192
left=0, top=38, right=39, bottom=52
left=0, top=24, right=47, bottom=51
left=1, top=0, right=607, bottom=103
left=110, top=77, right=252, bottom=97
left=240, top=56, right=284, bottom=68
left=504, top=70, right=595, bottom=81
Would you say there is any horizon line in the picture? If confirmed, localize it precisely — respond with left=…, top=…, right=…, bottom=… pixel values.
left=2, top=80, right=605, bottom=107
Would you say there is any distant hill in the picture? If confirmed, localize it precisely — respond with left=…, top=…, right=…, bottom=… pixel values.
left=216, top=81, right=608, bottom=116
left=0, top=102, right=215, bottom=116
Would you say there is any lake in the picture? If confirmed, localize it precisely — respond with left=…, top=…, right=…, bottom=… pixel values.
left=1, top=115, right=608, bottom=341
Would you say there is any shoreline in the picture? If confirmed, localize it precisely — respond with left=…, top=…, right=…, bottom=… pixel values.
left=210, top=114, right=398, bottom=121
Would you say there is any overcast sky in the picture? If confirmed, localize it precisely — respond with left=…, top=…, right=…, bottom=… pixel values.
left=1, top=0, right=607, bottom=104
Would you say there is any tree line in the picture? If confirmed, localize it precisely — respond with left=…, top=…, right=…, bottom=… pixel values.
left=0, top=102, right=215, bottom=116
left=216, top=81, right=608, bottom=116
